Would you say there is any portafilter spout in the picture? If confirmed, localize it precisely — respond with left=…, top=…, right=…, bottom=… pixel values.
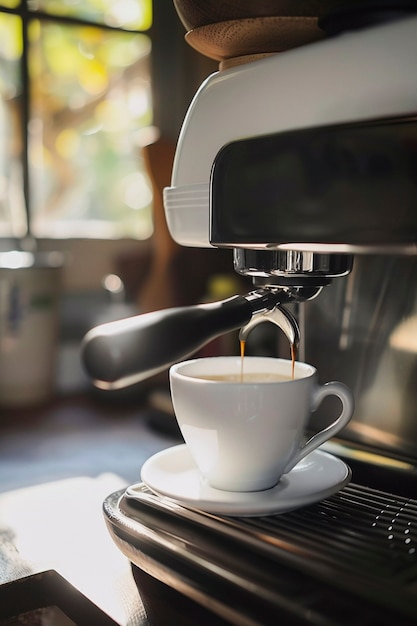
left=81, top=287, right=307, bottom=390
left=239, top=302, right=300, bottom=351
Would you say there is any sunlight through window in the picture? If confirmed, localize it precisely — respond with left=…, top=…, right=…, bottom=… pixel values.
left=0, top=0, right=154, bottom=239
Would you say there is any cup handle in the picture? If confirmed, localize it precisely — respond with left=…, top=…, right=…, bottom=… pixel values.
left=284, top=381, right=354, bottom=474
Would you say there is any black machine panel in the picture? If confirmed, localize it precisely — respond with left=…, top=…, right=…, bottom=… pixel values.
left=210, top=118, right=417, bottom=248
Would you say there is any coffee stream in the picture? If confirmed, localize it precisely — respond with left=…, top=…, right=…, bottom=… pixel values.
left=239, top=339, right=297, bottom=382
left=290, top=343, right=297, bottom=380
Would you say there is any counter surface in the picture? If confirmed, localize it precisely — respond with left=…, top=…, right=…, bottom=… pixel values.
left=0, top=391, right=181, bottom=625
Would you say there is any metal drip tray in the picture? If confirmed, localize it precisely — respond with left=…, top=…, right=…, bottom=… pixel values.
left=104, top=475, right=417, bottom=626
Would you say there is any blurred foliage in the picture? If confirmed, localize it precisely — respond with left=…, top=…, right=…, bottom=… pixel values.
left=0, top=13, right=21, bottom=97
left=28, top=0, right=152, bottom=30
left=0, top=1, right=154, bottom=239
left=0, top=0, right=19, bottom=8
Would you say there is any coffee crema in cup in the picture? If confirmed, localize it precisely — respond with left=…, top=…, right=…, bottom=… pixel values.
left=193, top=372, right=292, bottom=383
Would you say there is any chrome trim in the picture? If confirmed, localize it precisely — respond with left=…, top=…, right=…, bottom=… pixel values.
left=234, top=249, right=353, bottom=280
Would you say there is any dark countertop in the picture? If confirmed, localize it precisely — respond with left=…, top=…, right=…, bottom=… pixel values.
left=0, top=390, right=183, bottom=625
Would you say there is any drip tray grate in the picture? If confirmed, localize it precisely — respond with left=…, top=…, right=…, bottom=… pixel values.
left=244, top=483, right=417, bottom=584
left=104, top=481, right=417, bottom=626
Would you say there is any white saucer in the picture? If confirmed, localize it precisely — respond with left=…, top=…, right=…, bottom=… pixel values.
left=128, top=444, right=351, bottom=517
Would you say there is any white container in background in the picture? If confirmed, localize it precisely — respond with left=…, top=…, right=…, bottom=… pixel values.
left=0, top=250, right=63, bottom=407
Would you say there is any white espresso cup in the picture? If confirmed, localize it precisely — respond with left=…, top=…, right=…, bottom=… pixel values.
left=169, top=356, right=354, bottom=492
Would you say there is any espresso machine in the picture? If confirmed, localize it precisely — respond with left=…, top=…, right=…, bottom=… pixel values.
left=84, top=3, right=417, bottom=624
left=83, top=3, right=417, bottom=456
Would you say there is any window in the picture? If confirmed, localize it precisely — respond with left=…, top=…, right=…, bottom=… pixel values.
left=0, top=0, right=154, bottom=241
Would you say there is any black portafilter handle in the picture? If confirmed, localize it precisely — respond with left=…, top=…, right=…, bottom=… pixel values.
left=81, top=289, right=299, bottom=390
